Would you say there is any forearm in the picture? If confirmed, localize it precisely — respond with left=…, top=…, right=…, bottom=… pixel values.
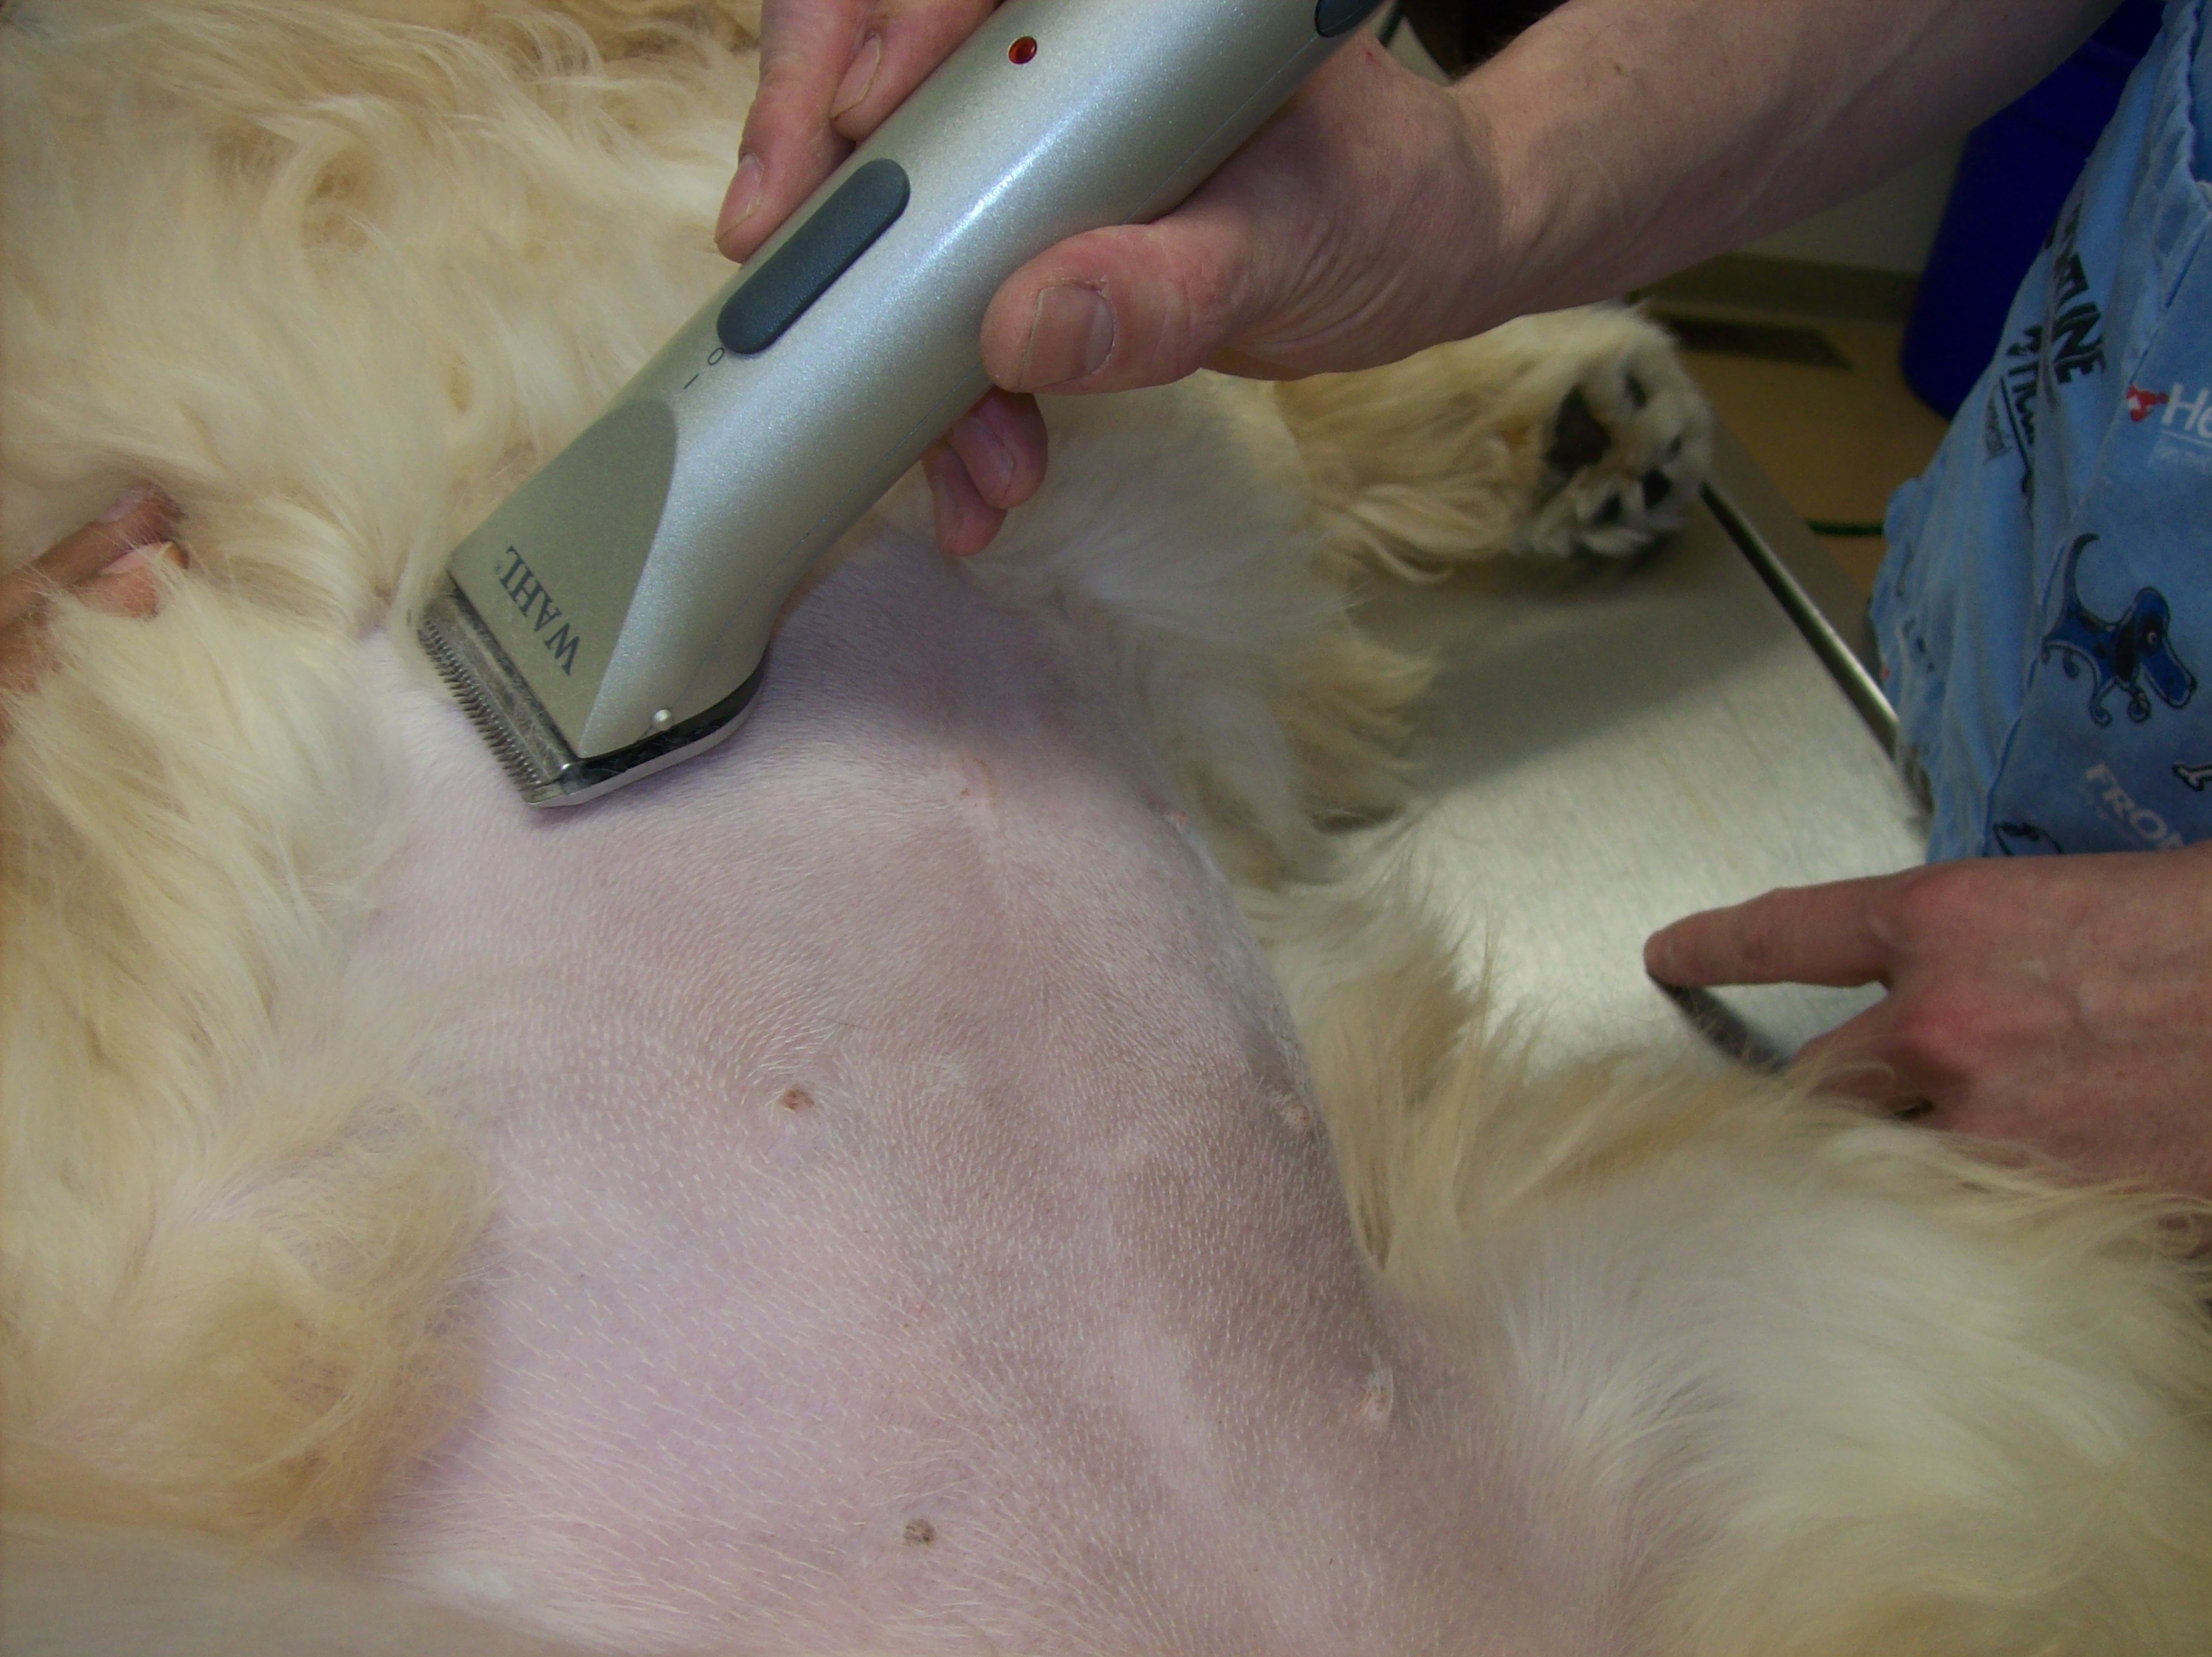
left=722, top=0, right=2127, bottom=548
left=1456, top=0, right=2120, bottom=325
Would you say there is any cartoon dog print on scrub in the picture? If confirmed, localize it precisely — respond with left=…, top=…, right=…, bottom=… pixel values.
left=2040, top=533, right=2197, bottom=726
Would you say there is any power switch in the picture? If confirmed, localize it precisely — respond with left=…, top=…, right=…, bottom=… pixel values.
left=1314, top=0, right=1382, bottom=36
left=718, top=158, right=912, bottom=356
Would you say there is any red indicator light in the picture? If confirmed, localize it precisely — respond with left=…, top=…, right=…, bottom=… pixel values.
left=1009, top=36, right=1038, bottom=64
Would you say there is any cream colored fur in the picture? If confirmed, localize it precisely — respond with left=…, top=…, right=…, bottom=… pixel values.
left=5, top=3, right=2210, bottom=1653
left=1282, top=312, right=1713, bottom=573
left=5, top=0, right=767, bottom=1541
left=1264, top=871, right=2212, bottom=1654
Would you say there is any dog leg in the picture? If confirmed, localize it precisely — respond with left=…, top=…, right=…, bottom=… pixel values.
left=1278, top=304, right=1714, bottom=575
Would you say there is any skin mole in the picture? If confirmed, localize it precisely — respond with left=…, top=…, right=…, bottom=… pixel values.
left=903, top=1517, right=936, bottom=1548
left=777, top=1086, right=816, bottom=1113
left=953, top=755, right=993, bottom=802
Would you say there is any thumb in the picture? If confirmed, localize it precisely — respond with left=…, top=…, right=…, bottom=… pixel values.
left=980, top=197, right=1281, bottom=395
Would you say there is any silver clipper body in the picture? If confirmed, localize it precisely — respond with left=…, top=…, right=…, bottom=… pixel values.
left=421, top=0, right=1382, bottom=805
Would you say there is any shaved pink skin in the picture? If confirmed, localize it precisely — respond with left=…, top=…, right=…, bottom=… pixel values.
left=350, top=535, right=1571, bottom=1656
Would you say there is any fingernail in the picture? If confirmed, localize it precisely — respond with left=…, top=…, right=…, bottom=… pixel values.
left=96, top=484, right=158, bottom=523
left=716, top=153, right=763, bottom=249
left=955, top=412, right=1014, bottom=502
left=104, top=540, right=187, bottom=577
left=1016, top=285, right=1115, bottom=391
left=99, top=543, right=156, bottom=576
left=830, top=33, right=882, bottom=120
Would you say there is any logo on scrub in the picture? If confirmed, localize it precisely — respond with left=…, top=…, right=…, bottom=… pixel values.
left=2145, top=381, right=2212, bottom=439
left=2126, top=384, right=2171, bottom=422
left=2085, top=764, right=2188, bottom=850
left=496, top=545, right=583, bottom=676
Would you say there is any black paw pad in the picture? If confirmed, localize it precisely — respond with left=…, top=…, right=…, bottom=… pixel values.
left=1642, top=469, right=1675, bottom=509
left=1546, top=387, right=1612, bottom=475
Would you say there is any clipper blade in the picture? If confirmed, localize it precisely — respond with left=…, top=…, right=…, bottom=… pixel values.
left=416, top=579, right=765, bottom=807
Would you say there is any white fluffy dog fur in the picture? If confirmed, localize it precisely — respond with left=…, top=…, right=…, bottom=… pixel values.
left=5, top=3, right=2212, bottom=1653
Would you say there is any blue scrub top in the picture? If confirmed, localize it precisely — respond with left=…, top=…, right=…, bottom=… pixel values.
left=1875, top=0, right=2212, bottom=860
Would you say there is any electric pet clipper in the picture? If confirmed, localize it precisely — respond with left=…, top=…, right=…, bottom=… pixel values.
left=419, top=0, right=1383, bottom=805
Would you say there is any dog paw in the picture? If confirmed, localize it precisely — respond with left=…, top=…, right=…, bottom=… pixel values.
left=1275, top=305, right=1713, bottom=579
left=1511, top=311, right=1713, bottom=561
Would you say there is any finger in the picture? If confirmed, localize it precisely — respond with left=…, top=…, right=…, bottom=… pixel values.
left=0, top=487, right=177, bottom=633
left=829, top=1, right=1002, bottom=143
left=718, top=0, right=873, bottom=261
left=980, top=200, right=1262, bottom=395
left=79, top=540, right=188, bottom=619
left=944, top=389, right=1046, bottom=511
left=979, top=36, right=1462, bottom=395
left=1792, top=996, right=1974, bottom=1118
left=1643, top=875, right=1910, bottom=991
left=1791, top=1004, right=1912, bottom=1106
left=0, top=621, right=57, bottom=718
left=922, top=442, right=1006, bottom=556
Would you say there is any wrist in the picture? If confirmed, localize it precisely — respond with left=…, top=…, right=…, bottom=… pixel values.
left=1319, top=45, right=1535, bottom=357
left=1442, top=14, right=1728, bottom=325
left=1440, top=74, right=1551, bottom=333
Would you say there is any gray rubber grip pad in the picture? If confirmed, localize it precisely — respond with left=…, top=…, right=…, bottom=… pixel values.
left=719, top=159, right=913, bottom=357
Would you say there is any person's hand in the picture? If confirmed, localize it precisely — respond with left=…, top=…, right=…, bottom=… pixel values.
left=0, top=488, right=186, bottom=743
left=1644, top=846, right=2212, bottom=1199
left=717, top=3, right=1503, bottom=555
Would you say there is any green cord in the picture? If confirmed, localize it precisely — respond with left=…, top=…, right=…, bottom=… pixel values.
left=1807, top=519, right=1887, bottom=538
